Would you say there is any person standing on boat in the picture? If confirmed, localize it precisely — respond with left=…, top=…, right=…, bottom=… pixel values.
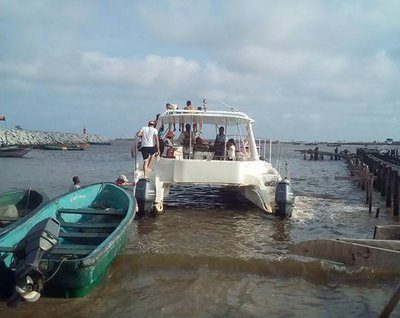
left=213, top=126, right=226, bottom=159
left=137, top=120, right=160, bottom=177
left=177, top=123, right=194, bottom=159
left=184, top=100, right=194, bottom=111
left=69, top=176, right=81, bottom=192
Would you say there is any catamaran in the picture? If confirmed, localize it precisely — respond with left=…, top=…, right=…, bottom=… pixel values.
left=134, top=107, right=294, bottom=218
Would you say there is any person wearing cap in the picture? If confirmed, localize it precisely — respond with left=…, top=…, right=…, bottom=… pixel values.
left=162, top=130, right=176, bottom=158
left=115, top=174, right=133, bottom=186
left=136, top=120, right=160, bottom=177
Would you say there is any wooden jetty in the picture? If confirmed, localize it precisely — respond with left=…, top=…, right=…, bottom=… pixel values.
left=349, top=148, right=400, bottom=216
left=292, top=148, right=400, bottom=268
left=296, top=148, right=352, bottom=160
left=290, top=225, right=400, bottom=273
left=293, top=147, right=400, bottom=316
left=296, top=147, right=400, bottom=216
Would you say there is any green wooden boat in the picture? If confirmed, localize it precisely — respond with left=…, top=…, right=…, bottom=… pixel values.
left=0, top=183, right=135, bottom=303
left=0, top=189, right=48, bottom=236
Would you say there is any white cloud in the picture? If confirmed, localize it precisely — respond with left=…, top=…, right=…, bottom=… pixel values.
left=0, top=0, right=400, bottom=139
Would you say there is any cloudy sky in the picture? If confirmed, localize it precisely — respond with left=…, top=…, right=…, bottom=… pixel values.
left=0, top=0, right=399, bottom=141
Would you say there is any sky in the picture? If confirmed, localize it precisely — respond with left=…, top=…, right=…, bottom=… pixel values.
left=0, top=0, right=399, bottom=141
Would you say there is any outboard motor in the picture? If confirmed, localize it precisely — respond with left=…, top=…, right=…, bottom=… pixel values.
left=135, top=178, right=156, bottom=217
left=8, top=217, right=60, bottom=307
left=275, top=178, right=295, bottom=219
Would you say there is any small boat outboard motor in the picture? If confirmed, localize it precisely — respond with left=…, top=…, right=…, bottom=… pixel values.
left=135, top=178, right=156, bottom=217
left=8, top=217, right=60, bottom=306
left=275, top=178, right=295, bottom=219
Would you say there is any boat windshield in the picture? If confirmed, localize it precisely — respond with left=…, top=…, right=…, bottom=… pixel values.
left=155, top=110, right=263, bottom=161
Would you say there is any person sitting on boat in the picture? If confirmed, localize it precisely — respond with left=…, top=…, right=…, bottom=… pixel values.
left=162, top=130, right=176, bottom=158
left=240, top=139, right=249, bottom=158
left=213, top=126, right=226, bottom=160
left=69, top=176, right=81, bottom=192
left=115, top=175, right=134, bottom=186
left=178, top=100, right=194, bottom=131
left=165, top=103, right=178, bottom=131
left=177, top=123, right=195, bottom=159
left=184, top=100, right=194, bottom=111
left=193, top=136, right=208, bottom=152
left=136, top=120, right=160, bottom=177
left=193, top=106, right=204, bottom=133
left=226, top=138, right=236, bottom=160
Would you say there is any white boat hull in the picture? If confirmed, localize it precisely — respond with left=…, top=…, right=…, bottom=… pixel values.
left=139, top=157, right=281, bottom=213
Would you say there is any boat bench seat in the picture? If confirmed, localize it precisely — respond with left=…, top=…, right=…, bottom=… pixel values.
left=57, top=208, right=125, bottom=216
left=60, top=222, right=119, bottom=229
left=60, top=232, right=110, bottom=239
left=0, top=216, right=20, bottom=222
left=0, top=244, right=97, bottom=256
left=51, top=244, right=97, bottom=256
left=0, top=246, right=15, bottom=253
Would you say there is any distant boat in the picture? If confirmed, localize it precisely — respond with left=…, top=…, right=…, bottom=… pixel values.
left=0, top=146, right=31, bottom=158
left=0, top=183, right=135, bottom=304
left=327, top=143, right=341, bottom=147
left=0, top=189, right=48, bottom=236
left=292, top=142, right=301, bottom=145
left=43, top=144, right=87, bottom=151
left=88, top=141, right=112, bottom=145
left=304, top=142, right=319, bottom=146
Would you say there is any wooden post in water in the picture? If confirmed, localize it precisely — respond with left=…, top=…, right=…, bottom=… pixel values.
left=379, top=282, right=400, bottom=318
left=357, top=160, right=363, bottom=188
left=391, top=170, right=398, bottom=214
left=376, top=163, right=383, bottom=191
left=379, top=164, right=386, bottom=197
left=394, top=174, right=400, bottom=216
left=386, top=166, right=392, bottom=207
left=366, top=173, right=374, bottom=212
left=362, top=164, right=368, bottom=191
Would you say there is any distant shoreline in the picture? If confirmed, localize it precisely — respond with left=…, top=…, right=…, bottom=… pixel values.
left=0, top=129, right=111, bottom=146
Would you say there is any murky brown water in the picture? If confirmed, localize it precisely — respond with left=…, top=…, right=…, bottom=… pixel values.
left=1, top=142, right=400, bottom=317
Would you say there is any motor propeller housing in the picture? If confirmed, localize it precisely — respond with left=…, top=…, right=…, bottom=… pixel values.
left=275, top=178, right=295, bottom=218
left=8, top=217, right=60, bottom=307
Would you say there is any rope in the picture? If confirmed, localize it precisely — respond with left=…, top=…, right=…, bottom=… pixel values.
left=44, top=257, right=68, bottom=283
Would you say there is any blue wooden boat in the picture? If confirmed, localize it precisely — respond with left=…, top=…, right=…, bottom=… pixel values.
left=0, top=189, right=48, bottom=236
left=0, top=183, right=135, bottom=305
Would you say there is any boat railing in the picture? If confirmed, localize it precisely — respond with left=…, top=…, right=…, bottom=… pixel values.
left=254, top=137, right=291, bottom=178
left=253, top=137, right=273, bottom=163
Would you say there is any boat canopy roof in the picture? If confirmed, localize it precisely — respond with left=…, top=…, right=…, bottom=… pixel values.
left=158, top=110, right=254, bottom=127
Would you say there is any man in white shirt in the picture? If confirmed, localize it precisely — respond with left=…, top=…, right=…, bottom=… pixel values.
left=137, top=121, right=160, bottom=177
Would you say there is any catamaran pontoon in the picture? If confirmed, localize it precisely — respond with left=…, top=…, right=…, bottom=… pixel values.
left=134, top=108, right=294, bottom=218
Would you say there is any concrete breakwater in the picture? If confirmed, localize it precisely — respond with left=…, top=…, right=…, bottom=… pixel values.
left=0, top=129, right=110, bottom=146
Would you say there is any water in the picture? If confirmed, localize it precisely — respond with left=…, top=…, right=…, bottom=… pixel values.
left=1, top=141, right=400, bottom=317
